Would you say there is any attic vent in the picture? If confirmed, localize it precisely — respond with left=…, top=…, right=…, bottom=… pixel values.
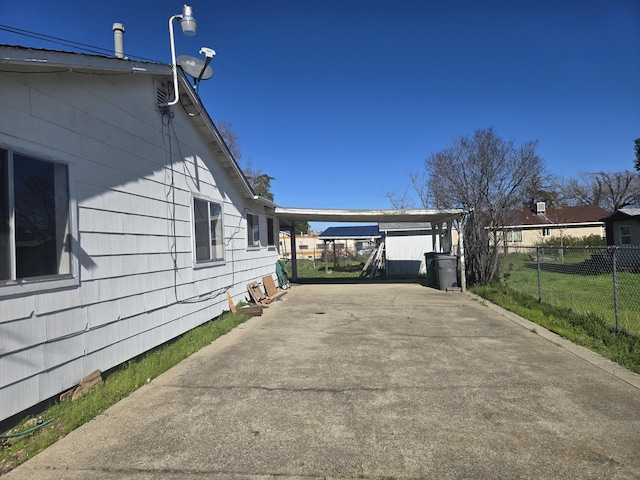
left=155, top=81, right=171, bottom=106
left=536, top=202, right=546, bottom=214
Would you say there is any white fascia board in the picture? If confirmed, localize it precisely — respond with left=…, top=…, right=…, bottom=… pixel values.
left=254, top=196, right=277, bottom=208
left=274, top=207, right=465, bottom=223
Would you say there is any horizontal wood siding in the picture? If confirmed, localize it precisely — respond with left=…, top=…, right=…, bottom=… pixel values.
left=0, top=69, right=279, bottom=421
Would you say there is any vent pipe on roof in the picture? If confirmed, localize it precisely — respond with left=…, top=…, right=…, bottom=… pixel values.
left=112, top=23, right=125, bottom=59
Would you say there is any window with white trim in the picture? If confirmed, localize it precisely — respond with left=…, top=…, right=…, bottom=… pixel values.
left=247, top=213, right=260, bottom=247
left=193, top=198, right=224, bottom=263
left=620, top=225, right=632, bottom=245
left=1, top=149, right=71, bottom=282
left=541, top=227, right=551, bottom=237
left=504, top=229, right=523, bottom=243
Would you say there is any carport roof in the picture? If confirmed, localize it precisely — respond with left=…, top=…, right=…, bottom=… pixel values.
left=319, top=225, right=381, bottom=239
left=275, top=207, right=465, bottom=229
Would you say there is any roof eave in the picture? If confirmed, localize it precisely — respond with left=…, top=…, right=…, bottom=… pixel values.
left=0, top=45, right=168, bottom=75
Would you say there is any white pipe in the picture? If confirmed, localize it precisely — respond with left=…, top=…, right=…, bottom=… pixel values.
left=112, top=23, right=125, bottom=59
left=160, top=14, right=181, bottom=107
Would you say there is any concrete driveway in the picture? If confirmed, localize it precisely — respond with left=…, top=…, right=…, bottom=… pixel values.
left=6, top=282, right=640, bottom=479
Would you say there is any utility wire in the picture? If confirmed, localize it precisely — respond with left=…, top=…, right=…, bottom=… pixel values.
left=0, top=24, right=161, bottom=63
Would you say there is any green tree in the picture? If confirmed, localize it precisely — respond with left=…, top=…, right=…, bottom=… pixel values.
left=294, top=221, right=311, bottom=235
left=242, top=161, right=275, bottom=201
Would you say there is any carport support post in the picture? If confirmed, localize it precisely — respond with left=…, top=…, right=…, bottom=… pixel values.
left=289, top=224, right=298, bottom=282
left=324, top=240, right=329, bottom=274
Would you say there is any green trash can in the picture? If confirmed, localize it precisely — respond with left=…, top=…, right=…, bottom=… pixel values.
left=435, top=254, right=458, bottom=290
left=424, top=252, right=438, bottom=287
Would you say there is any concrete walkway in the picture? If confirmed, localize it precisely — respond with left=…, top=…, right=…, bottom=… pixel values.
left=6, top=283, right=640, bottom=479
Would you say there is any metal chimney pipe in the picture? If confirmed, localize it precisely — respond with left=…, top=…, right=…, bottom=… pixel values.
left=112, top=23, right=125, bottom=59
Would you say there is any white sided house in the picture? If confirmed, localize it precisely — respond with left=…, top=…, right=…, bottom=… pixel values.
left=0, top=46, right=280, bottom=422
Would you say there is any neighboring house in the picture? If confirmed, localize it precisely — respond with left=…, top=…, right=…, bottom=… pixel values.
left=0, top=46, right=280, bottom=422
left=602, top=208, right=640, bottom=246
left=496, top=203, right=609, bottom=250
left=379, top=222, right=451, bottom=277
left=278, top=231, right=322, bottom=260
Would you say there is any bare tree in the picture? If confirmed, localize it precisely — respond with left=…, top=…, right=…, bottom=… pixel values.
left=565, top=173, right=603, bottom=207
left=384, top=188, right=415, bottom=210
left=216, top=120, right=275, bottom=201
left=216, top=120, right=242, bottom=161
left=408, top=170, right=430, bottom=208
left=522, top=172, right=561, bottom=209
left=565, top=170, right=640, bottom=211
left=634, top=138, right=640, bottom=173
left=422, top=127, right=544, bottom=285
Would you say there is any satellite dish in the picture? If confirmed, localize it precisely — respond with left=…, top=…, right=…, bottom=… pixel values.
left=177, top=55, right=213, bottom=81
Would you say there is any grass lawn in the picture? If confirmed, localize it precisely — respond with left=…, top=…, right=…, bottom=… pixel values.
left=501, top=251, right=640, bottom=337
left=472, top=283, right=640, bottom=375
left=0, top=311, right=252, bottom=474
left=294, top=257, right=386, bottom=280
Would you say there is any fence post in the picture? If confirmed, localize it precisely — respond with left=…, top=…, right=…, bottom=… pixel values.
left=536, top=246, right=542, bottom=302
left=612, top=246, right=620, bottom=334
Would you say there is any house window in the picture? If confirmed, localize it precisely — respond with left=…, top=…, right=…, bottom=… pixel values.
left=504, top=229, right=523, bottom=243
left=541, top=228, right=551, bottom=237
left=267, top=217, right=275, bottom=247
left=247, top=213, right=260, bottom=247
left=193, top=198, right=224, bottom=263
left=1, top=149, right=71, bottom=281
left=619, top=225, right=632, bottom=245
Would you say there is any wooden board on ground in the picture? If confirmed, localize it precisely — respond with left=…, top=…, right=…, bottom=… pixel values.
left=237, top=305, right=263, bottom=316
left=262, top=275, right=278, bottom=297
left=247, top=281, right=271, bottom=305
left=226, top=291, right=237, bottom=313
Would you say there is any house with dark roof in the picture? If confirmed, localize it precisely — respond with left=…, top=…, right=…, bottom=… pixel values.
left=602, top=208, right=640, bottom=246
left=496, top=203, right=609, bottom=249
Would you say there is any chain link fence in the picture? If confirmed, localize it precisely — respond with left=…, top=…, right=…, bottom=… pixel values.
left=500, top=245, right=640, bottom=337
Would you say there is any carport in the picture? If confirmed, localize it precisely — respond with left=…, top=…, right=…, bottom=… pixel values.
left=274, top=207, right=467, bottom=289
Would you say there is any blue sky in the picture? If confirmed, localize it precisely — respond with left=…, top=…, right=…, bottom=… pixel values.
left=1, top=1, right=639, bottom=224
